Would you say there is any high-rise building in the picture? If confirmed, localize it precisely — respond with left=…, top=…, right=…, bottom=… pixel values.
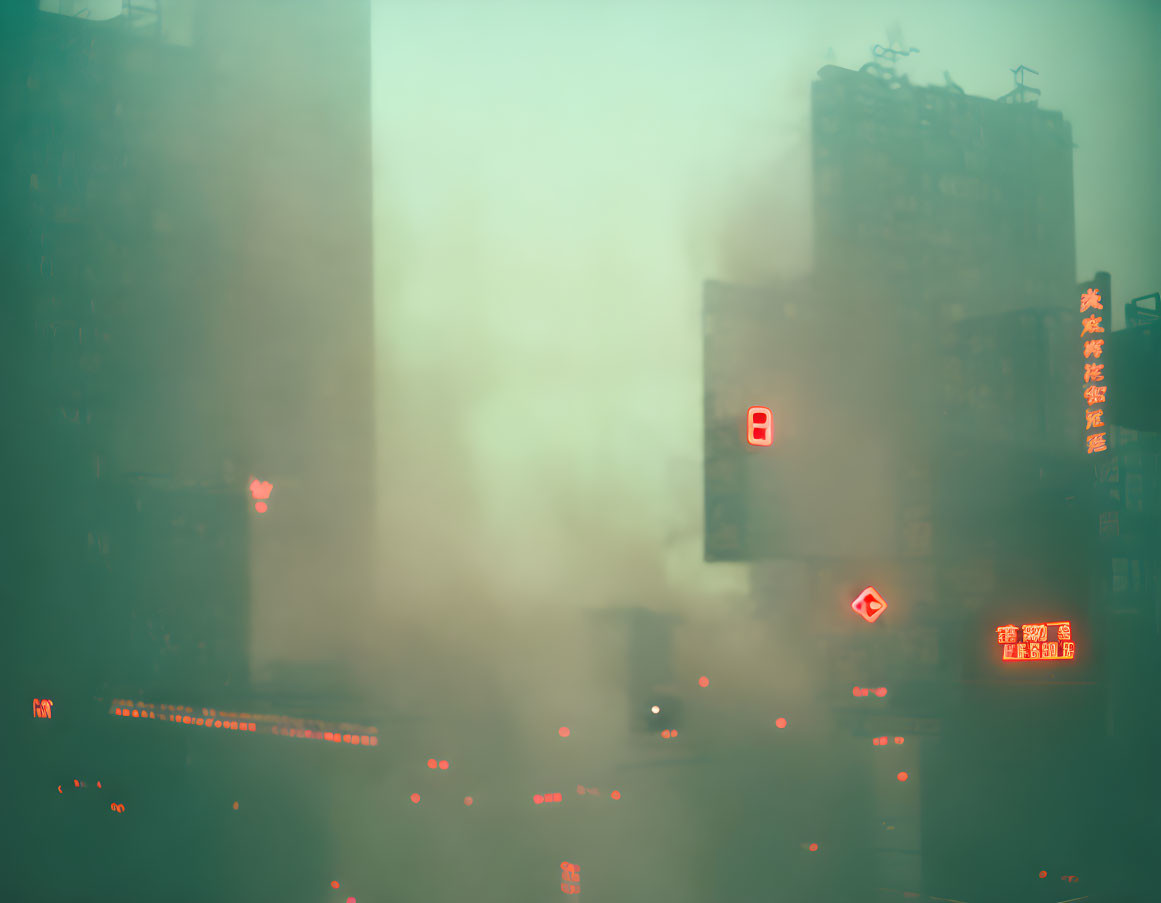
left=2, top=3, right=374, bottom=897
left=812, top=63, right=1076, bottom=324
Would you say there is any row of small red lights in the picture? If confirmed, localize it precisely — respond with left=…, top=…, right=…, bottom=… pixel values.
left=409, top=793, right=476, bottom=805
left=111, top=699, right=379, bottom=736
left=328, top=880, right=358, bottom=903
left=114, top=705, right=378, bottom=746
left=853, top=687, right=888, bottom=697
left=872, top=736, right=905, bottom=746
left=406, top=790, right=621, bottom=805
left=426, top=759, right=450, bottom=769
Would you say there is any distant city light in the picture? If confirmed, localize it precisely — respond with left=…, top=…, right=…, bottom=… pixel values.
left=438, top=760, right=449, bottom=770
left=650, top=705, right=660, bottom=714
left=534, top=794, right=544, bottom=804
left=609, top=790, right=621, bottom=801
left=808, top=843, right=819, bottom=852
left=464, top=796, right=474, bottom=806
left=410, top=793, right=421, bottom=804
left=110, top=802, right=125, bottom=813
left=331, top=881, right=340, bottom=890
left=1038, top=871, right=1047, bottom=879
left=254, top=501, right=268, bottom=514
left=746, top=406, right=774, bottom=446
left=775, top=717, right=788, bottom=729
left=851, top=587, right=889, bottom=623
left=427, top=759, right=437, bottom=769
left=698, top=675, right=710, bottom=688
left=347, top=897, right=356, bottom=903
left=232, top=801, right=239, bottom=810
left=558, top=726, right=570, bottom=738
left=894, top=737, right=904, bottom=745
left=873, top=687, right=887, bottom=697
left=896, top=772, right=909, bottom=782
left=33, top=698, right=53, bottom=719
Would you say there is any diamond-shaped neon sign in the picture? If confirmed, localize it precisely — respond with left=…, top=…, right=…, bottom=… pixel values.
left=851, top=586, right=888, bottom=623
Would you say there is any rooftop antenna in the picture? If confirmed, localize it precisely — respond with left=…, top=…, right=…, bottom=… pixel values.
left=860, top=24, right=918, bottom=84
left=998, top=65, right=1040, bottom=105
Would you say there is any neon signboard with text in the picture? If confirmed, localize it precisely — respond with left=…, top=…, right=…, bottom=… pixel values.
left=995, top=621, right=1076, bottom=662
left=1080, top=288, right=1107, bottom=454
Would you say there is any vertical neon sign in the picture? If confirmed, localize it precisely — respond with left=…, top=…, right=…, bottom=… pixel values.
left=1080, top=288, right=1107, bottom=454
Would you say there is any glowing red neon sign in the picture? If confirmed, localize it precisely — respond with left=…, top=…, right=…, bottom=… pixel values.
left=851, top=587, right=888, bottom=623
left=1080, top=288, right=1107, bottom=454
left=995, top=621, right=1076, bottom=661
left=561, top=862, right=581, bottom=896
left=33, top=698, right=53, bottom=719
left=746, top=406, right=773, bottom=447
left=249, top=477, right=273, bottom=513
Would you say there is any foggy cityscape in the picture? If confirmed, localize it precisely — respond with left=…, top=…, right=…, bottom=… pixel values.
left=3, top=1, right=1161, bottom=901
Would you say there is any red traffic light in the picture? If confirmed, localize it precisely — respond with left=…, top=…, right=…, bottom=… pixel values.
left=746, top=406, right=773, bottom=447
left=851, top=587, right=888, bottom=623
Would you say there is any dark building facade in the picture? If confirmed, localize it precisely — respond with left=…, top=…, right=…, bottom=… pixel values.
left=812, top=63, right=1076, bottom=324
left=699, top=58, right=1161, bottom=899
left=2, top=3, right=375, bottom=898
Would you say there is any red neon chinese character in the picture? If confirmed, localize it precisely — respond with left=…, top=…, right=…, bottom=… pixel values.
left=1083, top=339, right=1104, bottom=359
left=1083, top=385, right=1107, bottom=406
left=1086, top=408, right=1105, bottom=429
left=1022, top=624, right=1048, bottom=643
left=1086, top=432, right=1108, bottom=454
left=1083, top=363, right=1105, bottom=384
left=996, top=625, right=1019, bottom=644
left=33, top=698, right=53, bottom=719
left=1002, top=643, right=1016, bottom=660
left=1081, top=315, right=1104, bottom=336
left=1043, top=642, right=1058, bottom=658
left=1079, top=288, right=1103, bottom=312
left=1015, top=643, right=1029, bottom=659
left=1057, top=623, right=1071, bottom=641
left=1029, top=642, right=1041, bottom=659
left=1061, top=641, right=1075, bottom=659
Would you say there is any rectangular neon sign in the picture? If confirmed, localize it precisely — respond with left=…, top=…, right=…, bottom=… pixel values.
left=1080, top=287, right=1107, bottom=454
left=995, top=621, right=1076, bottom=661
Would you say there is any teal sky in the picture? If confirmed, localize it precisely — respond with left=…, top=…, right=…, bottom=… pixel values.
left=370, top=0, right=1160, bottom=613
